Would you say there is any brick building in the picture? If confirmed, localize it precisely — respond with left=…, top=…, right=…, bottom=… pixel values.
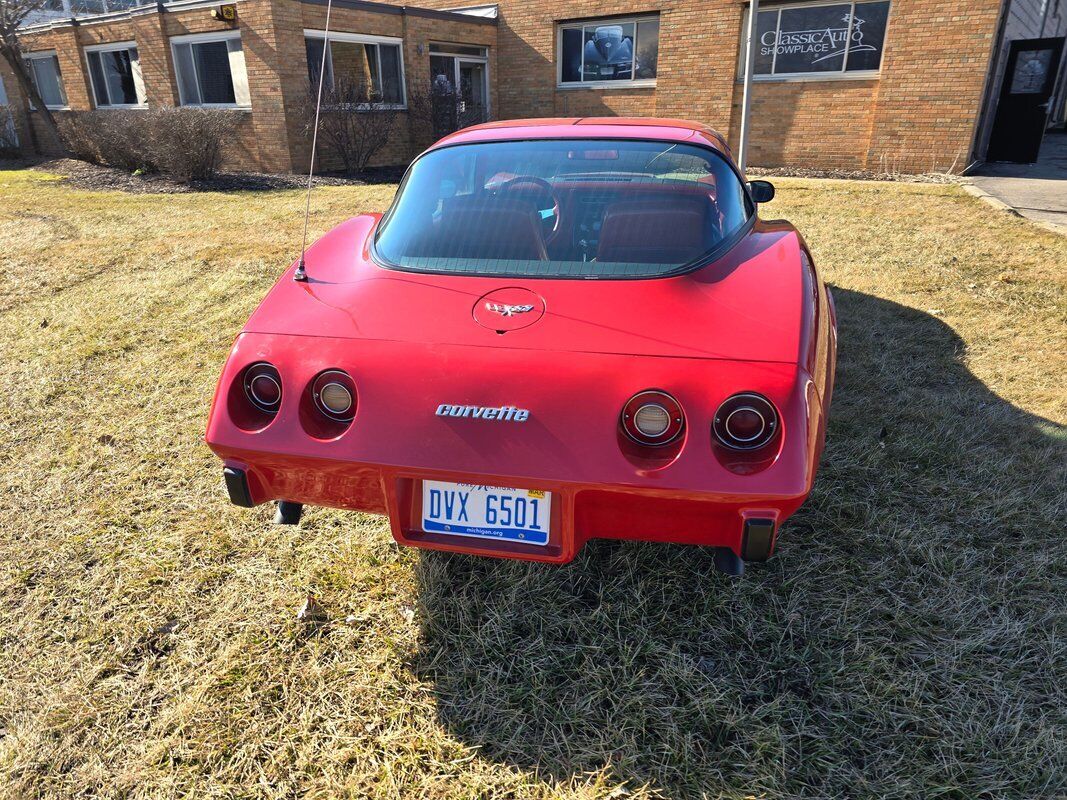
left=2, top=0, right=1065, bottom=174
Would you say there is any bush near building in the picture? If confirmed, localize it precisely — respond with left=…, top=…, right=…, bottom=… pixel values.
left=303, top=81, right=403, bottom=176
left=56, top=107, right=238, bottom=182
left=0, top=106, right=18, bottom=157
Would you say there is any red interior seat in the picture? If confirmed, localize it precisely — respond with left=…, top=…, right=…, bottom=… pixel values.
left=417, top=198, right=548, bottom=261
left=597, top=194, right=716, bottom=264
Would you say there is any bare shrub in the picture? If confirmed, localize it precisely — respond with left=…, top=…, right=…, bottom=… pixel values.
left=55, top=108, right=236, bottom=182
left=402, top=86, right=440, bottom=151
left=307, top=80, right=401, bottom=175
left=56, top=111, right=154, bottom=172
left=144, top=108, right=237, bottom=182
left=405, top=83, right=489, bottom=146
left=0, top=105, right=21, bottom=157
left=56, top=113, right=106, bottom=165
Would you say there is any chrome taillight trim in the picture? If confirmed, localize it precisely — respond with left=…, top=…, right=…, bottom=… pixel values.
left=621, top=390, right=685, bottom=447
left=312, top=369, right=356, bottom=423
left=713, top=392, right=778, bottom=451
left=243, top=362, right=282, bottom=413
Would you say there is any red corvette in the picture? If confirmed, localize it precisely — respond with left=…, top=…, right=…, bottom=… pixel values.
left=205, top=118, right=837, bottom=574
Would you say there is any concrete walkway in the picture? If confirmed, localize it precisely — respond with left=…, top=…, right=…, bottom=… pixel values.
left=968, top=133, right=1067, bottom=233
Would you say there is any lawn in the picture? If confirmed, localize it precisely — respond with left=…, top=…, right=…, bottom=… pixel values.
left=0, top=167, right=1064, bottom=800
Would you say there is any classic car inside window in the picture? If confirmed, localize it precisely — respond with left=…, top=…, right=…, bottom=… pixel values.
left=374, top=139, right=751, bottom=278
left=740, top=0, right=890, bottom=79
left=558, top=15, right=659, bottom=87
left=305, top=32, right=405, bottom=107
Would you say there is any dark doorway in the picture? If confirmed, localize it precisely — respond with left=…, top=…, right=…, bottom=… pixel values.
left=987, top=37, right=1065, bottom=163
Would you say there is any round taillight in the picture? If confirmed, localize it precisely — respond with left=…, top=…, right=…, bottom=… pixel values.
left=312, top=370, right=356, bottom=422
left=621, top=390, right=685, bottom=446
left=714, top=393, right=778, bottom=450
left=243, top=363, right=282, bottom=413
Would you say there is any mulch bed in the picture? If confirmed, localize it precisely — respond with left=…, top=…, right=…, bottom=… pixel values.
left=746, top=165, right=966, bottom=183
left=1, top=157, right=404, bottom=194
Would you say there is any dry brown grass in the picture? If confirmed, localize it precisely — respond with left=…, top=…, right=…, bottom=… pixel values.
left=0, top=167, right=1064, bottom=800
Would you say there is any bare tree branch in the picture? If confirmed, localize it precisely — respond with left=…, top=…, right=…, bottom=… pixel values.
left=0, top=0, right=67, bottom=153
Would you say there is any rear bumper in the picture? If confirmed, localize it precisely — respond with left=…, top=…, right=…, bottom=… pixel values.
left=218, top=456, right=799, bottom=563
left=206, top=333, right=831, bottom=564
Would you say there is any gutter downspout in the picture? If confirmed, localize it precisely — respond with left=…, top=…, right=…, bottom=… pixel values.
left=738, top=0, right=759, bottom=171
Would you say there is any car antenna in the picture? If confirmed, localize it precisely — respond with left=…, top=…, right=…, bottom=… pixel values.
left=294, top=0, right=335, bottom=282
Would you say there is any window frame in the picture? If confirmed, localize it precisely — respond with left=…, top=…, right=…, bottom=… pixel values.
left=23, top=50, right=69, bottom=111
left=84, top=41, right=147, bottom=109
left=429, top=42, right=489, bottom=59
left=556, top=14, right=659, bottom=90
left=169, top=30, right=251, bottom=110
left=303, top=29, right=408, bottom=111
left=739, top=0, right=891, bottom=82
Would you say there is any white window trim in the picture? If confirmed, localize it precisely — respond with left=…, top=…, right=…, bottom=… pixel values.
left=429, top=41, right=490, bottom=59
left=24, top=50, right=69, bottom=110
left=303, top=29, right=408, bottom=110
left=169, top=30, right=243, bottom=46
left=84, top=41, right=147, bottom=109
left=738, top=0, right=890, bottom=83
left=169, top=30, right=251, bottom=109
left=556, top=14, right=658, bottom=90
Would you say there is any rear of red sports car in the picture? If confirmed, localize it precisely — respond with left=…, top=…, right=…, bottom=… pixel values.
left=205, top=119, right=836, bottom=572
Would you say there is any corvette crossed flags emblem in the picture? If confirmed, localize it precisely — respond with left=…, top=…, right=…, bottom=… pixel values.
left=485, top=302, right=535, bottom=317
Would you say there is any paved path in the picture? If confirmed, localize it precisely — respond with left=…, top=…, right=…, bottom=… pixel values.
left=968, top=133, right=1067, bottom=233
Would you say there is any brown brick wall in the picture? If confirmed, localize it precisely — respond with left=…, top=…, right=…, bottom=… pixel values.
left=378, top=0, right=1003, bottom=174
left=728, top=80, right=881, bottom=171
left=4, top=0, right=496, bottom=172
left=865, top=0, right=1004, bottom=173
left=4, top=0, right=1004, bottom=175
left=283, top=2, right=498, bottom=172
left=8, top=8, right=261, bottom=169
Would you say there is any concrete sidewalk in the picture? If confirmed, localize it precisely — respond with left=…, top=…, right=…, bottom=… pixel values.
left=968, top=133, right=1067, bottom=233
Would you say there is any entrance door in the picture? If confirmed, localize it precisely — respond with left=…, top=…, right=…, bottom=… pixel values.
left=428, top=46, right=489, bottom=138
left=987, top=37, right=1065, bottom=163
left=457, top=60, right=487, bottom=129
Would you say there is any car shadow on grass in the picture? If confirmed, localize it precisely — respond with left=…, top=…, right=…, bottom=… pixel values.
left=412, top=288, right=1065, bottom=799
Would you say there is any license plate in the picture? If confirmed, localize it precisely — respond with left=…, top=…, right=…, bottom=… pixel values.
left=599, top=66, right=614, bottom=76
left=421, top=481, right=551, bottom=546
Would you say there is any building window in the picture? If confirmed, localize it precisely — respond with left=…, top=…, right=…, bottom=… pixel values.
left=741, top=1, right=891, bottom=79
left=304, top=31, right=406, bottom=108
left=24, top=52, right=68, bottom=109
left=170, top=32, right=251, bottom=108
left=85, top=43, right=146, bottom=108
left=557, top=15, right=659, bottom=88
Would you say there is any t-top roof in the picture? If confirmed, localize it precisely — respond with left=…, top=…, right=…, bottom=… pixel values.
left=431, top=118, right=732, bottom=155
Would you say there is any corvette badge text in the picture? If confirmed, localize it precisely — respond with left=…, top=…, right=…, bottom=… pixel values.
left=436, top=404, right=530, bottom=422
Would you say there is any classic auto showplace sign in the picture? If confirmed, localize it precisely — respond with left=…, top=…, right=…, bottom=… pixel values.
left=762, top=13, right=875, bottom=65
left=754, top=1, right=890, bottom=76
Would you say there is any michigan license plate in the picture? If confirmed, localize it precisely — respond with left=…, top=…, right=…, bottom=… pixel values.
left=421, top=481, right=551, bottom=546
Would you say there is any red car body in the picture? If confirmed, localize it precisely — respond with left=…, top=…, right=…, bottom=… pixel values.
left=205, top=118, right=837, bottom=569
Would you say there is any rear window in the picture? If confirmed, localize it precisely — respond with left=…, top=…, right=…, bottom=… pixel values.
left=373, top=139, right=751, bottom=278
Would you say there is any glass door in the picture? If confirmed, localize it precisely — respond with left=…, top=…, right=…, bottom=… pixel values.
left=428, top=44, right=490, bottom=137
left=429, top=55, right=459, bottom=138
left=457, top=60, right=487, bottom=129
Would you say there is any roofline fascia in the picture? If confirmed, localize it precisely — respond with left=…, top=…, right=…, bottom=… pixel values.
left=17, top=0, right=496, bottom=36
